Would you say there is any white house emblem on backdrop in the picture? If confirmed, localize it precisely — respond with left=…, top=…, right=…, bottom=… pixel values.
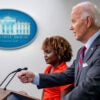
left=0, top=16, right=30, bottom=35
left=0, top=9, right=37, bottom=49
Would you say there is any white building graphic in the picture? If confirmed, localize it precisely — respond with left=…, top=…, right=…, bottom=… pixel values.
left=0, top=16, right=30, bottom=35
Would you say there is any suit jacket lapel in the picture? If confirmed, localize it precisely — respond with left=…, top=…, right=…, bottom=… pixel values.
left=75, top=48, right=83, bottom=86
left=85, top=35, right=100, bottom=62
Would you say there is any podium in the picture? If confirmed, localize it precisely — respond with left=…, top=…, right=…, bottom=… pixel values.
left=0, top=88, right=40, bottom=100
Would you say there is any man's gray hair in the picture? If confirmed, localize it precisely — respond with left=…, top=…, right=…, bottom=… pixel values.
left=73, top=1, right=100, bottom=27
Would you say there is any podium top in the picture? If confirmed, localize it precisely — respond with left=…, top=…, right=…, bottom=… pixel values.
left=0, top=88, right=40, bottom=100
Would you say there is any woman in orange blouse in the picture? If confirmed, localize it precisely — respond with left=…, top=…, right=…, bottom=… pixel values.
left=41, top=35, right=74, bottom=100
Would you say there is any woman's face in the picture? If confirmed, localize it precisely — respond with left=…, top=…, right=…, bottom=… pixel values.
left=43, top=47, right=59, bottom=66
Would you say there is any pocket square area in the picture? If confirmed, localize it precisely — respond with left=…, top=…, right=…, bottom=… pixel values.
left=83, top=63, right=88, bottom=67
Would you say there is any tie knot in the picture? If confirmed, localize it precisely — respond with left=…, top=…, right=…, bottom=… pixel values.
left=82, top=46, right=86, bottom=52
left=81, top=46, right=86, bottom=58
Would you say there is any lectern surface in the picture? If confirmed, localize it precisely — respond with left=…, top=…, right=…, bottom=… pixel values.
left=0, top=88, right=40, bottom=100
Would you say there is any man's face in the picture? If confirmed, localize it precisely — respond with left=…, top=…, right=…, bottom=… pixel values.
left=69, top=7, right=88, bottom=43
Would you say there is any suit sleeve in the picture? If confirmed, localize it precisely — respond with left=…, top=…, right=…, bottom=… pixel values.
left=37, top=61, right=75, bottom=89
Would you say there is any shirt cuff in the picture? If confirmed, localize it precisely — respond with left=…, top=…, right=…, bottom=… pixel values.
left=32, top=73, right=39, bottom=85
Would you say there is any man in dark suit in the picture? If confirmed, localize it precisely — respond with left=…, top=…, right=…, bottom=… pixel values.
left=17, top=1, right=100, bottom=100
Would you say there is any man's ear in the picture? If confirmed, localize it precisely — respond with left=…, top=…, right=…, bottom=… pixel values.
left=87, top=16, right=94, bottom=28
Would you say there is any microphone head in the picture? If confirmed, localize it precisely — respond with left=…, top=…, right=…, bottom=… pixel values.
left=16, top=68, right=22, bottom=72
left=17, top=67, right=28, bottom=72
left=11, top=67, right=28, bottom=73
left=23, top=67, right=28, bottom=70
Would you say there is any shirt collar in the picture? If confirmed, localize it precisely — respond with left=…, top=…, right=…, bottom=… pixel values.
left=85, top=30, right=100, bottom=51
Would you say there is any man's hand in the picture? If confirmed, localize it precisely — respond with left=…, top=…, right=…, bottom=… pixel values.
left=17, top=70, right=35, bottom=83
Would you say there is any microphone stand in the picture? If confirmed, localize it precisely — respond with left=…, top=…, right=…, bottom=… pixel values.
left=0, top=71, right=15, bottom=87
left=0, top=67, right=28, bottom=90
left=0, top=68, right=21, bottom=87
left=3, top=72, right=17, bottom=90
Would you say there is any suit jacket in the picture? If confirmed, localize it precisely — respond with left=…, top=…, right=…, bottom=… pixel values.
left=38, top=34, right=100, bottom=100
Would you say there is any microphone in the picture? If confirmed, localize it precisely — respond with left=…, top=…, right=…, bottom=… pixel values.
left=10, top=67, right=28, bottom=74
left=0, top=67, right=28, bottom=89
left=3, top=67, right=28, bottom=90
